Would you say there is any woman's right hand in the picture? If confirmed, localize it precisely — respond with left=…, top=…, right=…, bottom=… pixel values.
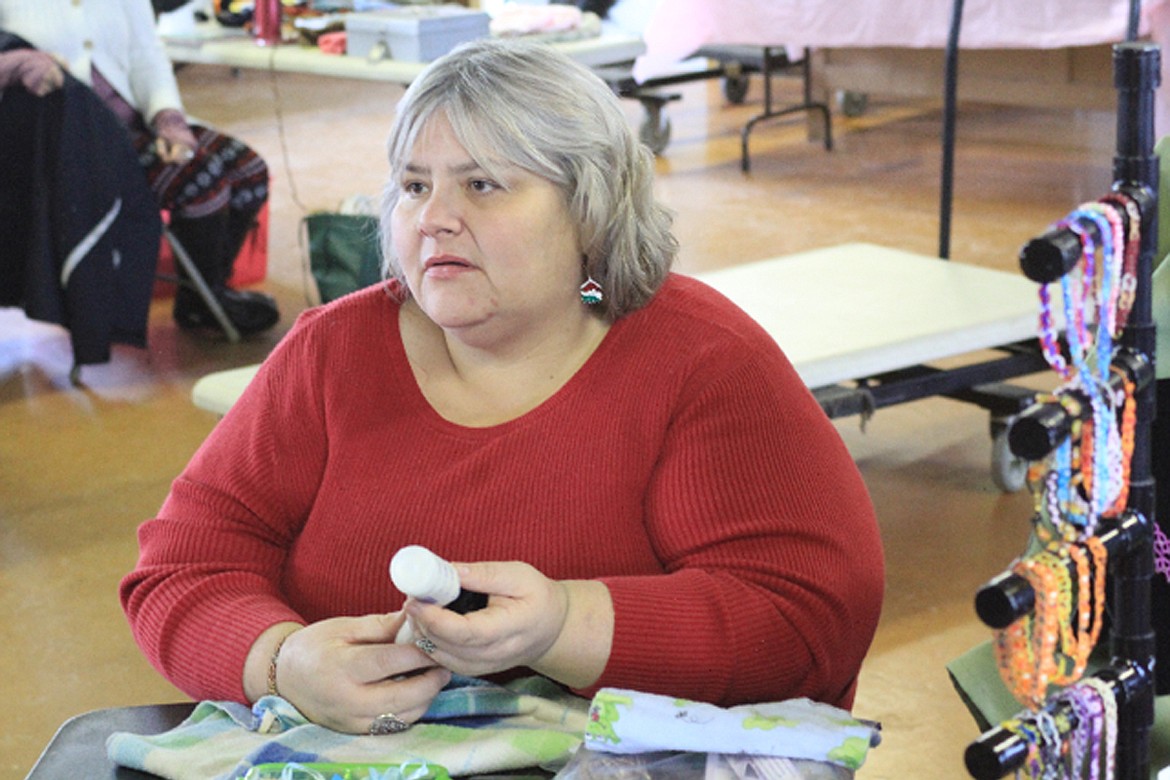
left=264, top=613, right=452, bottom=734
left=0, top=50, right=65, bottom=96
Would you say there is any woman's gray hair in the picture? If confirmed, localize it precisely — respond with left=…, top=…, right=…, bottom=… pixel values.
left=380, top=37, right=677, bottom=319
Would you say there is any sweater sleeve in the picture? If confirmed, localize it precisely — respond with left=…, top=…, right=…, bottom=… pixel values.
left=118, top=0, right=184, bottom=122
left=591, top=317, right=884, bottom=710
left=119, top=309, right=331, bottom=702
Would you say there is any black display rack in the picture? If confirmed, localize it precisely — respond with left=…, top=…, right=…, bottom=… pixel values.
left=962, top=41, right=1161, bottom=780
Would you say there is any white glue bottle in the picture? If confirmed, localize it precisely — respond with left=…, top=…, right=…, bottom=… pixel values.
left=390, top=545, right=488, bottom=643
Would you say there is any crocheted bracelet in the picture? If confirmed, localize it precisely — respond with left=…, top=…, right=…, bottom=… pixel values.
left=1079, top=374, right=1135, bottom=519
left=994, top=550, right=1069, bottom=710
left=1098, top=193, right=1141, bottom=332
left=1054, top=678, right=1108, bottom=780
left=993, top=537, right=1109, bottom=712
left=1001, top=674, right=1116, bottom=780
left=1000, top=707, right=1073, bottom=780
left=1059, top=538, right=1108, bottom=685
left=1074, top=204, right=1124, bottom=341
left=1156, top=524, right=1170, bottom=585
left=1078, top=676, right=1118, bottom=779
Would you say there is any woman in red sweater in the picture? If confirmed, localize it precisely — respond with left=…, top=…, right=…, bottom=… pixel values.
left=121, top=38, right=884, bottom=737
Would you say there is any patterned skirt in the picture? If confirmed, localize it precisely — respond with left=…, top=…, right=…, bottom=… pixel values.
left=128, top=122, right=269, bottom=221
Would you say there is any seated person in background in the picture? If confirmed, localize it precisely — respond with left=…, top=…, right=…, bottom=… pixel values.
left=0, top=0, right=279, bottom=337
left=119, top=38, right=884, bottom=735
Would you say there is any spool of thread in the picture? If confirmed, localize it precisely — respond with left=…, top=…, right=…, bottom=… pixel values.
left=252, top=0, right=282, bottom=46
left=390, top=545, right=487, bottom=643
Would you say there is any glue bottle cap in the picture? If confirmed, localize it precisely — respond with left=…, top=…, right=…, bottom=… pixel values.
left=389, top=545, right=461, bottom=605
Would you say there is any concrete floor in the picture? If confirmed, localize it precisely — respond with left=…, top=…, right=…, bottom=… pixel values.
left=1, top=61, right=1125, bottom=778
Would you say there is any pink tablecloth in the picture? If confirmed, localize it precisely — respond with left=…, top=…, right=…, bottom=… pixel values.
left=633, top=0, right=1170, bottom=131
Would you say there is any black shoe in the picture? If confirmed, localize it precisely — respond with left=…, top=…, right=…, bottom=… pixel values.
left=173, top=287, right=280, bottom=337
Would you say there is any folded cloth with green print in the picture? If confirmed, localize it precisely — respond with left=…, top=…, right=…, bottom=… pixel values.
left=582, top=688, right=881, bottom=774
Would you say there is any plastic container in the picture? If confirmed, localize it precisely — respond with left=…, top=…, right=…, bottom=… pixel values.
left=242, top=761, right=449, bottom=780
left=345, top=5, right=490, bottom=62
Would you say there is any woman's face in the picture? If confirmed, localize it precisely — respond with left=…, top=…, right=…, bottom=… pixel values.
left=391, top=111, right=584, bottom=341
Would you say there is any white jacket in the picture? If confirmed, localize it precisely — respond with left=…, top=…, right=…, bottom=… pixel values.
left=0, top=0, right=184, bottom=122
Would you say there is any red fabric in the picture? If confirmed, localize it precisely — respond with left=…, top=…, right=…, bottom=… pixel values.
left=153, top=203, right=269, bottom=299
left=121, top=275, right=884, bottom=709
left=317, top=31, right=346, bottom=55
left=227, top=201, right=269, bottom=287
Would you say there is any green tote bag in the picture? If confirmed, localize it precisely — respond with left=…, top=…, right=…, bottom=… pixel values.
left=303, top=212, right=383, bottom=304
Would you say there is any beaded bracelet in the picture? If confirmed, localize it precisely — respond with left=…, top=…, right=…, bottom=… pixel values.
left=1057, top=679, right=1106, bottom=780
left=1075, top=204, right=1124, bottom=340
left=1155, top=523, right=1170, bottom=585
left=1112, top=375, right=1136, bottom=514
left=1035, top=215, right=1088, bottom=381
left=1000, top=717, right=1042, bottom=778
left=1062, top=695, right=1093, bottom=780
left=1043, top=234, right=1111, bottom=511
left=1053, top=375, right=1111, bottom=528
left=1037, top=283, right=1071, bottom=379
left=1098, top=192, right=1141, bottom=331
left=1077, top=677, right=1117, bottom=779
left=995, top=540, right=1109, bottom=709
left=1033, top=708, right=1064, bottom=777
left=1055, top=538, right=1107, bottom=685
left=1001, top=708, right=1074, bottom=780
left=1056, top=227, right=1092, bottom=378
left=994, top=551, right=1070, bottom=710
left=1030, top=394, right=1090, bottom=541
left=267, top=631, right=295, bottom=698
left=1007, top=537, right=1107, bottom=691
left=1078, top=374, right=1133, bottom=521
left=1061, top=209, right=1123, bottom=392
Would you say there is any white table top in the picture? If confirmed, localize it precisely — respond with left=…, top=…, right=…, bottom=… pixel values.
left=698, top=242, right=1041, bottom=389
left=164, top=24, right=646, bottom=84
left=192, top=364, right=260, bottom=416
left=192, top=243, right=1042, bottom=414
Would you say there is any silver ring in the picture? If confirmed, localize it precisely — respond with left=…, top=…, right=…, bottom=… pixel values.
left=368, top=712, right=410, bottom=735
left=415, top=636, right=437, bottom=655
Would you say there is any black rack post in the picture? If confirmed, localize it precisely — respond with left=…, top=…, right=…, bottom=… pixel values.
left=1109, top=40, right=1159, bottom=780
left=938, top=0, right=965, bottom=259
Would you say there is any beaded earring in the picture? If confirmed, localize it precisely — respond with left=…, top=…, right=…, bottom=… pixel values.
left=579, top=276, right=604, bottom=306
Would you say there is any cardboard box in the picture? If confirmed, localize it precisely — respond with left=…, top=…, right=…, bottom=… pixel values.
left=346, top=5, right=490, bottom=62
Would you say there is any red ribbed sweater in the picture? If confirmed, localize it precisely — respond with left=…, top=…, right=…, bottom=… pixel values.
left=120, top=274, right=884, bottom=710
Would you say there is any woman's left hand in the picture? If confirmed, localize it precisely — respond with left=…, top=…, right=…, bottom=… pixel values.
left=152, top=109, right=198, bottom=164
left=404, top=561, right=568, bottom=677
left=403, top=561, right=614, bottom=690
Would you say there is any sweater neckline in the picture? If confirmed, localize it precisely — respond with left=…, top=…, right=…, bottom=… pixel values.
left=389, top=299, right=625, bottom=436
